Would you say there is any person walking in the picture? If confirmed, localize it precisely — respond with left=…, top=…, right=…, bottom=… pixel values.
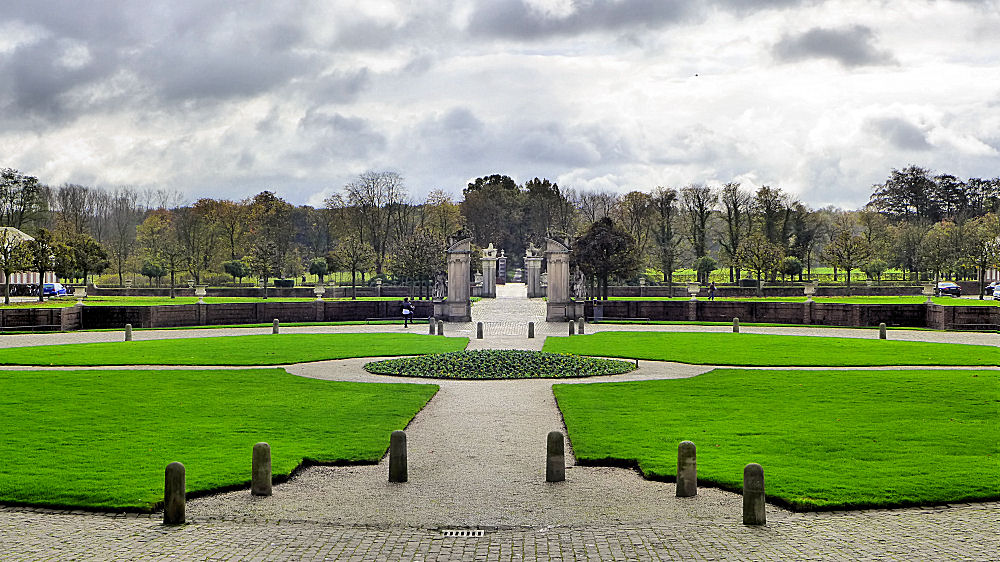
left=401, top=297, right=413, bottom=327
left=708, top=282, right=716, bottom=301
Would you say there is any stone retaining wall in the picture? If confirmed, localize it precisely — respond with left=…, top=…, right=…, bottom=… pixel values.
left=52, top=300, right=434, bottom=330
left=585, top=300, right=999, bottom=330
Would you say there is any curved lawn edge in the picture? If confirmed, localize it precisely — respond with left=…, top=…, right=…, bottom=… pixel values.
left=543, top=331, right=1000, bottom=366
left=0, top=333, right=469, bottom=366
left=570, top=456, right=1000, bottom=512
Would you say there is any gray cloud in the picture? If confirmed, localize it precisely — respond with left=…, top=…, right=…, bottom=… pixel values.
left=772, top=25, right=896, bottom=67
left=296, top=110, right=387, bottom=161
left=866, top=117, right=932, bottom=151
left=467, top=0, right=696, bottom=39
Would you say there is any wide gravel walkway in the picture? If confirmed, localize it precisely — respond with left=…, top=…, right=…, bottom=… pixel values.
left=1, top=284, right=998, bottom=560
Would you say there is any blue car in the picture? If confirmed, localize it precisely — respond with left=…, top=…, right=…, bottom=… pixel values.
left=42, top=282, right=67, bottom=296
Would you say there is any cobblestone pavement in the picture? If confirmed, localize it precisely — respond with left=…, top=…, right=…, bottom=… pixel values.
left=2, top=284, right=999, bottom=560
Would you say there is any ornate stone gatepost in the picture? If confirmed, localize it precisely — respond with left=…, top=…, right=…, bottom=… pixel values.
left=497, top=250, right=507, bottom=285
left=525, top=243, right=544, bottom=298
left=481, top=243, right=498, bottom=298
left=436, top=237, right=472, bottom=322
left=545, top=238, right=584, bottom=321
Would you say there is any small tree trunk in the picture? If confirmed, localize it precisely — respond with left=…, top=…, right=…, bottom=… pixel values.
left=351, top=269, right=357, bottom=300
left=169, top=270, right=175, bottom=299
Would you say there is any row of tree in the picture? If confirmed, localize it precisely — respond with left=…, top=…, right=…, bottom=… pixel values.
left=2, top=165, right=999, bottom=304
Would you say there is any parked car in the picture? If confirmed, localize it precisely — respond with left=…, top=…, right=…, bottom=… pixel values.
left=42, top=282, right=67, bottom=296
left=992, top=285, right=1000, bottom=300
left=936, top=281, right=961, bottom=297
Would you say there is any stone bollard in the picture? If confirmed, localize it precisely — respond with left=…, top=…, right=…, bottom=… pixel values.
left=528, top=321, right=535, bottom=339
left=389, top=430, right=407, bottom=483
left=743, top=463, right=766, bottom=525
left=879, top=322, right=887, bottom=340
left=568, top=321, right=575, bottom=336
left=546, top=431, right=565, bottom=482
left=477, top=322, right=484, bottom=339
left=676, top=441, right=697, bottom=497
left=272, top=319, right=279, bottom=334
left=163, top=462, right=185, bottom=525
left=251, top=442, right=272, bottom=496
left=437, top=319, right=444, bottom=336
left=577, top=317, right=585, bottom=335
left=124, top=324, right=132, bottom=342
left=733, top=317, right=740, bottom=333
left=428, top=317, right=435, bottom=335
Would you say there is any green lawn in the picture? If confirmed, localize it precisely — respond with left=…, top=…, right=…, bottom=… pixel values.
left=0, top=369, right=438, bottom=510
left=0, top=296, right=423, bottom=309
left=554, top=369, right=1000, bottom=510
left=607, top=296, right=991, bottom=306
left=543, top=331, right=1000, bottom=366
left=0, top=333, right=468, bottom=366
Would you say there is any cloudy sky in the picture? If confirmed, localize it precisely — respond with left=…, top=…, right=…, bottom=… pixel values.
left=1, top=0, right=998, bottom=209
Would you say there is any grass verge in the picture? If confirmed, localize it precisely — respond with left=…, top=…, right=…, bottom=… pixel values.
left=553, top=369, right=1000, bottom=510
left=606, top=296, right=991, bottom=306
left=543, top=331, right=1000, bottom=366
left=0, top=369, right=437, bottom=510
left=0, top=333, right=468, bottom=366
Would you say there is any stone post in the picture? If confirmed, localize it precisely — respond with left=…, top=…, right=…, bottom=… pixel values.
left=481, top=243, right=498, bottom=298
left=525, top=249, right=544, bottom=298
left=125, top=324, right=132, bottom=342
left=577, top=317, right=585, bottom=335
left=568, top=321, right=575, bottom=336
left=676, top=441, right=697, bottom=497
left=445, top=237, right=473, bottom=321
left=428, top=317, right=435, bottom=334
left=252, top=442, right=272, bottom=496
left=546, top=431, right=565, bottom=482
left=272, top=319, right=279, bottom=334
left=528, top=322, right=535, bottom=339
left=743, top=463, right=766, bottom=525
left=687, top=300, right=698, bottom=321
left=389, top=430, right=407, bottom=483
left=497, top=250, right=507, bottom=285
left=437, top=319, right=444, bottom=336
left=476, top=322, right=484, bottom=339
left=545, top=238, right=573, bottom=321
left=803, top=299, right=813, bottom=325
left=879, top=322, right=887, bottom=339
left=163, top=462, right=185, bottom=525
left=733, top=317, right=740, bottom=333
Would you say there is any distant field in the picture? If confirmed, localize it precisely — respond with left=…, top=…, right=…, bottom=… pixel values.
left=0, top=333, right=468, bottom=366
left=0, top=296, right=418, bottom=309
left=606, top=296, right=993, bottom=306
left=543, top=331, right=1000, bottom=366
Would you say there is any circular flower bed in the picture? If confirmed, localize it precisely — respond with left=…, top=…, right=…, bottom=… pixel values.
left=364, top=350, right=636, bottom=380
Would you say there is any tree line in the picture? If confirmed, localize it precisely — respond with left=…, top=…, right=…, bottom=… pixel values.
left=1, top=165, right=998, bottom=303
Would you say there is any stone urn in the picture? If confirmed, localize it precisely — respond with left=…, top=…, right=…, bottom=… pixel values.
left=313, top=284, right=326, bottom=301
left=686, top=282, right=701, bottom=301
left=73, top=286, right=87, bottom=304
left=922, top=283, right=936, bottom=303
left=194, top=285, right=208, bottom=304
left=803, top=283, right=817, bottom=301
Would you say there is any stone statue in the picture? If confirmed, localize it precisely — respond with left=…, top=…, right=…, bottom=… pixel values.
left=433, top=272, right=447, bottom=300
left=526, top=242, right=541, bottom=258
left=571, top=268, right=587, bottom=300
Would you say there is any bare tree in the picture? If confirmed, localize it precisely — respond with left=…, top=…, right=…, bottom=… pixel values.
left=680, top=184, right=717, bottom=258
left=719, top=182, right=752, bottom=282
left=650, top=186, right=682, bottom=291
left=344, top=170, right=408, bottom=274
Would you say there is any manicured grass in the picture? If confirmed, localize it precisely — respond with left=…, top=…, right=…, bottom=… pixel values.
left=596, top=320, right=938, bottom=331
left=542, top=331, right=1000, bottom=366
left=553, top=369, right=1000, bottom=510
left=0, top=296, right=419, bottom=309
left=0, top=333, right=468, bottom=366
left=0, top=369, right=437, bottom=510
left=607, top=296, right=991, bottom=306
left=364, top=350, right=636, bottom=379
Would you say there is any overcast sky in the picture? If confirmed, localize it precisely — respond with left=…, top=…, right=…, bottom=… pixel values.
left=1, top=0, right=998, bottom=209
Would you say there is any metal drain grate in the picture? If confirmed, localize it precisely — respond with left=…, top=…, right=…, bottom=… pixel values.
left=440, top=529, right=485, bottom=538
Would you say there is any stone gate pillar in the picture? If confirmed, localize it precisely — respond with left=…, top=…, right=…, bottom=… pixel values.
left=444, top=237, right=472, bottom=321
left=481, top=243, right=498, bottom=298
left=525, top=243, right=544, bottom=298
left=545, top=238, right=582, bottom=321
